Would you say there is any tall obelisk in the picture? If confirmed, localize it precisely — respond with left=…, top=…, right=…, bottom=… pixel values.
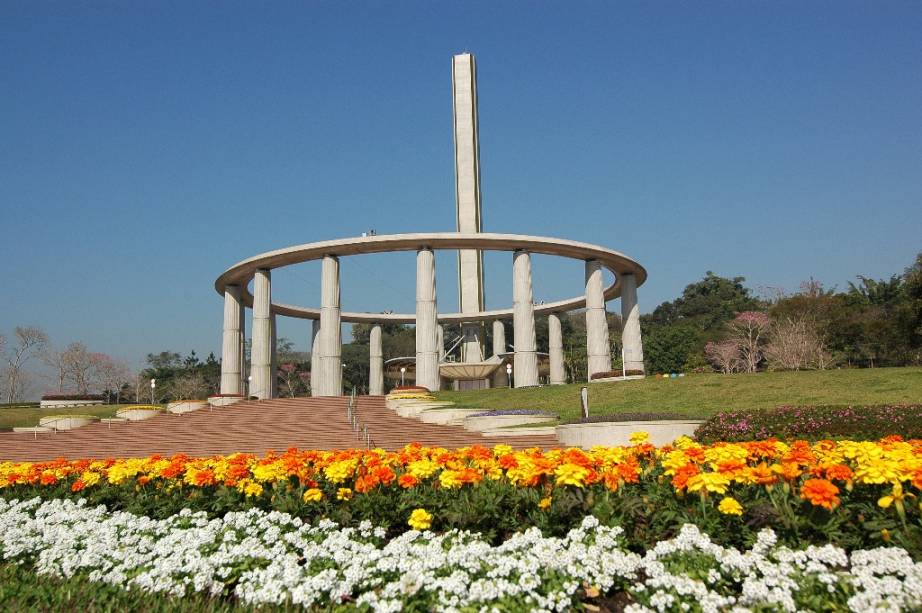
left=452, top=52, right=485, bottom=362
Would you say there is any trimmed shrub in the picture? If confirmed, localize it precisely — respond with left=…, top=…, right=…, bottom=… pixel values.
left=695, top=404, right=922, bottom=442
left=40, top=394, right=104, bottom=401
left=590, top=370, right=645, bottom=380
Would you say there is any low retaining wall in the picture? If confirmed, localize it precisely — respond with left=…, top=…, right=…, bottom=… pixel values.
left=208, top=395, right=244, bottom=407
left=463, top=414, right=557, bottom=432
left=37, top=415, right=99, bottom=430
left=589, top=375, right=645, bottom=384
left=556, top=420, right=703, bottom=449
left=39, top=399, right=104, bottom=409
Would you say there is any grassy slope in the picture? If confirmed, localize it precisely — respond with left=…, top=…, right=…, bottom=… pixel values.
left=0, top=404, right=158, bottom=430
left=436, top=367, right=922, bottom=423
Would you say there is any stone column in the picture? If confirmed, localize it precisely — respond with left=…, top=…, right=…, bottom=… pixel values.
left=270, top=312, right=277, bottom=398
left=238, top=301, right=246, bottom=394
left=548, top=312, right=566, bottom=385
left=512, top=250, right=538, bottom=387
left=251, top=269, right=272, bottom=400
left=437, top=324, right=446, bottom=362
left=620, top=273, right=645, bottom=373
left=220, top=285, right=243, bottom=395
left=316, top=255, right=342, bottom=396
left=369, top=324, right=384, bottom=395
left=415, top=248, right=440, bottom=391
left=310, top=319, right=320, bottom=396
left=585, top=259, right=612, bottom=379
left=491, top=319, right=508, bottom=388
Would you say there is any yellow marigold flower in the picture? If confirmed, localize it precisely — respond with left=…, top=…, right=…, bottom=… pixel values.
left=718, top=496, right=743, bottom=516
left=302, top=488, right=323, bottom=503
left=237, top=479, right=263, bottom=498
left=555, top=462, right=590, bottom=488
left=493, top=444, right=513, bottom=457
left=336, top=487, right=352, bottom=501
left=407, top=508, right=432, bottom=530
left=324, top=460, right=357, bottom=484
left=629, top=431, right=650, bottom=445
left=252, top=461, right=286, bottom=483
left=686, top=472, right=731, bottom=495
left=80, top=471, right=101, bottom=487
left=438, top=470, right=464, bottom=489
left=879, top=482, right=914, bottom=510
left=538, top=497, right=552, bottom=509
left=407, top=459, right=439, bottom=479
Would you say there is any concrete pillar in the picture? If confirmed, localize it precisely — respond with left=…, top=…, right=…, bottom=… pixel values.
left=548, top=312, right=566, bottom=385
left=238, top=300, right=246, bottom=394
left=270, top=312, right=278, bottom=398
left=415, top=248, right=440, bottom=391
left=491, top=319, right=508, bottom=388
left=437, top=324, right=446, bottom=362
left=620, top=273, right=645, bottom=373
left=316, top=255, right=342, bottom=396
left=512, top=250, right=539, bottom=387
left=369, top=324, right=384, bottom=395
left=220, top=285, right=243, bottom=395
left=251, top=269, right=272, bottom=399
left=310, top=319, right=320, bottom=396
left=585, top=260, right=612, bottom=379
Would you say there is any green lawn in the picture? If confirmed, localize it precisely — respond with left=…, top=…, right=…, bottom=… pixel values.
left=435, top=367, right=922, bottom=423
left=0, top=404, right=162, bottom=431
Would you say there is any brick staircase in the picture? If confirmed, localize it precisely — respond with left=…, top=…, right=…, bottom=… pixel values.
left=0, top=396, right=560, bottom=462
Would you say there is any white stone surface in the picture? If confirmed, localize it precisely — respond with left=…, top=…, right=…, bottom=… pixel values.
left=369, top=324, right=384, bottom=395
left=462, top=414, right=556, bottom=431
left=115, top=407, right=163, bottom=422
left=316, top=255, right=342, bottom=396
left=415, top=248, right=440, bottom=392
left=418, top=408, right=483, bottom=426
left=548, top=312, right=566, bottom=385
left=220, top=285, right=243, bottom=395
left=556, top=420, right=702, bottom=449
left=512, top=250, right=539, bottom=387
left=208, top=395, right=244, bottom=407
left=37, top=415, right=98, bottom=430
left=167, top=400, right=208, bottom=414
left=270, top=312, right=278, bottom=398
left=585, top=259, right=612, bottom=379
left=251, top=269, right=272, bottom=400
left=620, top=272, right=645, bottom=372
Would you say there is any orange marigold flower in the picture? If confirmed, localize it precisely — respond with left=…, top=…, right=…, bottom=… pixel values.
left=801, top=478, right=841, bottom=510
left=137, top=475, right=152, bottom=486
left=71, top=479, right=85, bottom=492
left=747, top=463, right=778, bottom=486
left=40, top=472, right=57, bottom=486
left=671, top=464, right=700, bottom=490
left=824, top=464, right=854, bottom=482
left=603, top=472, right=621, bottom=492
left=398, top=474, right=419, bottom=489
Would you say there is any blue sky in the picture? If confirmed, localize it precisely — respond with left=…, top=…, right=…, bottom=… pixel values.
left=2, top=2, right=920, bottom=370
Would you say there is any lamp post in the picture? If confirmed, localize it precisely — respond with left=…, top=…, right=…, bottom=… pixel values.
left=506, top=363, right=512, bottom=389
left=400, top=366, right=406, bottom=387
left=247, top=375, right=252, bottom=398
left=150, top=379, right=156, bottom=404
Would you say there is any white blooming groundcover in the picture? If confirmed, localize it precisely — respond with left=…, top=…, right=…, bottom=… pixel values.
left=1, top=498, right=921, bottom=612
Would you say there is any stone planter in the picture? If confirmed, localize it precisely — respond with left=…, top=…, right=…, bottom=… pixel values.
left=555, top=419, right=703, bottom=449
left=418, top=408, right=484, bottom=426
left=116, top=406, right=164, bottom=421
left=463, top=414, right=557, bottom=432
left=208, top=395, right=244, bottom=407
left=589, top=374, right=646, bottom=384
left=168, top=400, right=208, bottom=414
left=37, top=415, right=99, bottom=430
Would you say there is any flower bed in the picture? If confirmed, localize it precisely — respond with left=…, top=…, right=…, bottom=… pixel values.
left=4, top=439, right=922, bottom=558
left=1, top=498, right=920, bottom=611
left=696, top=404, right=922, bottom=442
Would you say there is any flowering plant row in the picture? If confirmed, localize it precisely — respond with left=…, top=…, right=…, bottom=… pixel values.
left=2, top=497, right=920, bottom=612
left=3, top=437, right=922, bottom=554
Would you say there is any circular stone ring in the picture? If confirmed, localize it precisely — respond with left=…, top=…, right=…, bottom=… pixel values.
left=214, top=232, right=646, bottom=324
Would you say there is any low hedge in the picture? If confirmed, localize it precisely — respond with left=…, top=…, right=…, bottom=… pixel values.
left=562, top=411, right=692, bottom=425
left=696, top=404, right=922, bottom=442
left=590, top=369, right=645, bottom=380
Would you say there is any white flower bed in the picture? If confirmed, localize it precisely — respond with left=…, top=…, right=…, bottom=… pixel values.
left=1, top=497, right=921, bottom=611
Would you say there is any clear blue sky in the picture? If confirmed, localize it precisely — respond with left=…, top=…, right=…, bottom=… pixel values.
left=2, top=2, right=920, bottom=370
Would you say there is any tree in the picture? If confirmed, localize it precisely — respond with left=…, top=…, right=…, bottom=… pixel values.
left=2, top=326, right=48, bottom=403
left=41, top=348, right=69, bottom=393
left=705, top=340, right=741, bottom=374
left=764, top=314, right=831, bottom=371
left=726, top=312, right=771, bottom=373
left=94, top=354, right=132, bottom=403
left=645, top=272, right=763, bottom=333
left=171, top=372, right=208, bottom=400
left=277, top=362, right=308, bottom=398
left=60, top=342, right=98, bottom=395
left=643, top=324, right=699, bottom=374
